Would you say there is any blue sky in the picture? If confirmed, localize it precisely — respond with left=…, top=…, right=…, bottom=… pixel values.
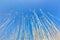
left=0, top=0, right=60, bottom=40
left=0, top=0, right=60, bottom=27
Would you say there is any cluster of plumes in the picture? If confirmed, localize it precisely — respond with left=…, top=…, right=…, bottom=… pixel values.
left=0, top=9, right=60, bottom=40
